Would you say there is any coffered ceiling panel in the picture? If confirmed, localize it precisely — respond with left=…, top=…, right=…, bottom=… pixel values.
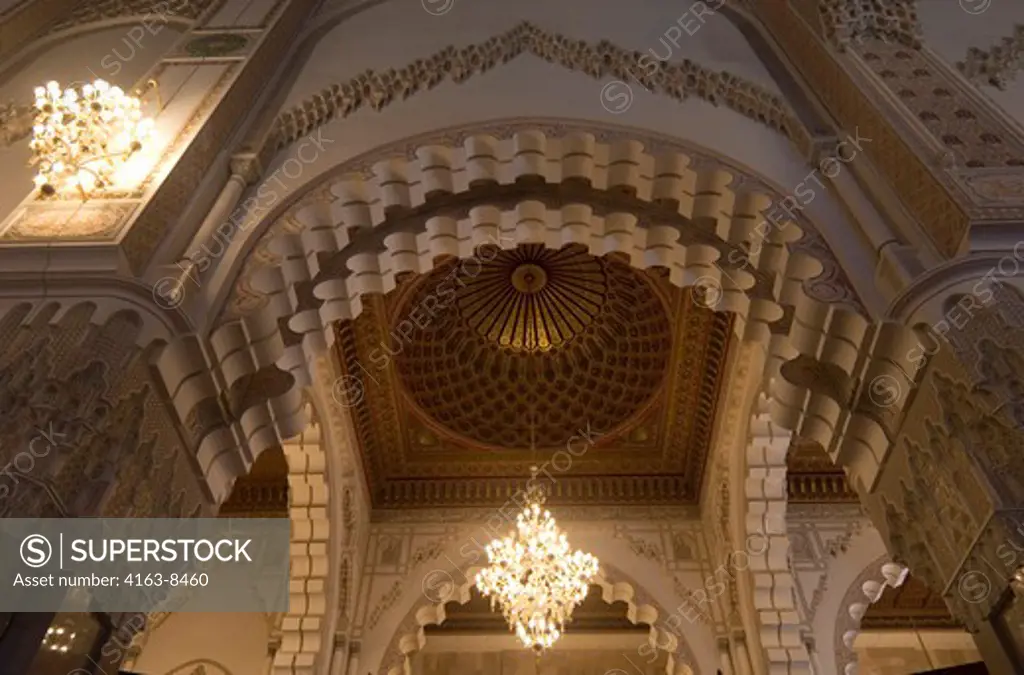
left=333, top=243, right=732, bottom=509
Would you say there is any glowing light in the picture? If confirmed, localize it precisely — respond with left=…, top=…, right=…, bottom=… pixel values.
left=29, top=79, right=153, bottom=199
left=475, top=477, right=599, bottom=652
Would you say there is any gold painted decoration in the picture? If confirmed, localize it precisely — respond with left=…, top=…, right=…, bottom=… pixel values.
left=393, top=244, right=672, bottom=449
left=457, top=245, right=607, bottom=352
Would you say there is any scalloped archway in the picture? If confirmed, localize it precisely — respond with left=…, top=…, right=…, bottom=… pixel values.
left=834, top=557, right=909, bottom=675
left=160, top=126, right=919, bottom=511
left=378, top=564, right=699, bottom=675
left=148, top=125, right=926, bottom=674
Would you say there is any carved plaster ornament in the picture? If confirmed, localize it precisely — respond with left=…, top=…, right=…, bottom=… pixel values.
left=0, top=304, right=207, bottom=521
left=818, top=0, right=921, bottom=49
left=935, top=370, right=1024, bottom=506
left=959, top=25, right=1024, bottom=90
left=836, top=559, right=909, bottom=675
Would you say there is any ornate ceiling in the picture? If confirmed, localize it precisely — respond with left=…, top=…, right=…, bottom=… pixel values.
left=395, top=245, right=671, bottom=450
left=334, top=243, right=732, bottom=509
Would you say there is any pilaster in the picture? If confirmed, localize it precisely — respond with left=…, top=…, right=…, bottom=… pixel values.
left=862, top=283, right=1024, bottom=669
left=751, top=1, right=1024, bottom=263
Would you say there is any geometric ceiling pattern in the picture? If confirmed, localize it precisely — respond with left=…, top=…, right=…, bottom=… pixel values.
left=334, top=244, right=733, bottom=509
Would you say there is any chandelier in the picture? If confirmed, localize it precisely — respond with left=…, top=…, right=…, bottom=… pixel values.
left=476, top=468, right=599, bottom=652
left=29, top=79, right=153, bottom=199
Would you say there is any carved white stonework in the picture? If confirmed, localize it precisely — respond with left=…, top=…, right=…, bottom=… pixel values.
left=160, top=128, right=916, bottom=516
left=274, top=414, right=326, bottom=675
left=744, top=394, right=811, bottom=675
left=834, top=560, right=909, bottom=675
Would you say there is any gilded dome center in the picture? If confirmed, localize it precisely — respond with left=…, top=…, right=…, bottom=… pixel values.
left=455, top=245, right=608, bottom=352
left=391, top=244, right=673, bottom=449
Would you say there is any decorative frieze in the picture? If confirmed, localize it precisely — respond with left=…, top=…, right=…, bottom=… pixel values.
left=271, top=22, right=805, bottom=153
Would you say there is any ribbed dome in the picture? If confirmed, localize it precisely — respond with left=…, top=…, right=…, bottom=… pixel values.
left=391, top=244, right=672, bottom=449
left=456, top=244, right=608, bottom=352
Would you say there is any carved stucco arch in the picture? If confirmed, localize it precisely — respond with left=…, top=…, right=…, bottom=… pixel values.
left=158, top=125, right=919, bottom=520
left=710, top=337, right=815, bottom=675
left=832, top=556, right=909, bottom=675
left=218, top=119, right=866, bottom=325
left=137, top=124, right=924, bottom=673
left=376, top=562, right=701, bottom=675
left=740, top=391, right=811, bottom=674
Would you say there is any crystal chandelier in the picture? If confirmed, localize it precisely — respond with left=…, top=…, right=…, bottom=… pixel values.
left=476, top=468, right=599, bottom=652
left=29, top=79, right=153, bottom=199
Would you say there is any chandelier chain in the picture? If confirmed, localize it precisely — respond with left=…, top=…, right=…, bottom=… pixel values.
left=475, top=357, right=599, bottom=653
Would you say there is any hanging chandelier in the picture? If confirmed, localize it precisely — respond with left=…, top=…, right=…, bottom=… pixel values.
left=29, top=79, right=153, bottom=199
left=476, top=468, right=599, bottom=652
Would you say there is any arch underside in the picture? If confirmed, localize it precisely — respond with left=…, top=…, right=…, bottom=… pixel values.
left=149, top=127, right=926, bottom=674
left=158, top=127, right=919, bottom=518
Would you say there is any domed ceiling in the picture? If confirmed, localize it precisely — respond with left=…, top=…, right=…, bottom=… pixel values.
left=394, top=244, right=671, bottom=450
left=333, top=243, right=734, bottom=508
